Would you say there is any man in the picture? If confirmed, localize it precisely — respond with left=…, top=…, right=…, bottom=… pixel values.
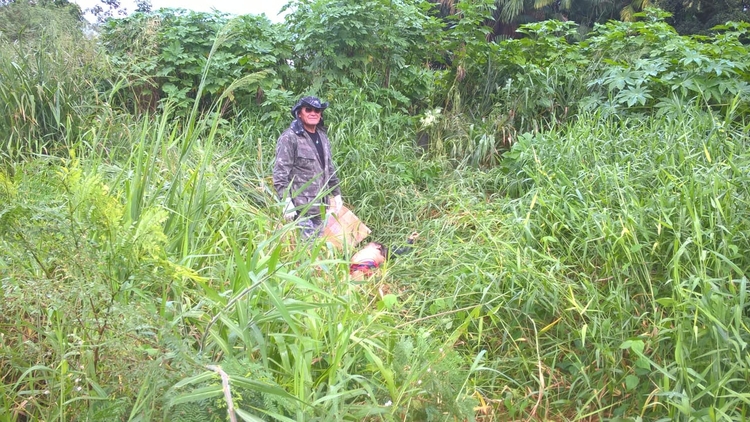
left=273, top=96, right=343, bottom=238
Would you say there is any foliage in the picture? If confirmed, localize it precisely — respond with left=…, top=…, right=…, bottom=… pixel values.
left=378, top=104, right=750, bottom=420
left=85, top=0, right=152, bottom=24
left=0, top=156, right=183, bottom=420
left=100, top=9, right=289, bottom=115
left=284, top=0, right=444, bottom=111
left=0, top=103, right=477, bottom=420
left=427, top=9, right=750, bottom=167
left=485, top=106, right=750, bottom=419
left=583, top=11, right=750, bottom=113
left=656, top=0, right=750, bottom=35
left=0, top=0, right=83, bottom=43
left=432, top=0, right=654, bottom=41
left=0, top=9, right=104, bottom=159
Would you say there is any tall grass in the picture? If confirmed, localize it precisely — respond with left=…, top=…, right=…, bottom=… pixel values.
left=385, top=105, right=750, bottom=420
left=5, top=93, right=750, bottom=420
left=0, top=21, right=105, bottom=160
left=0, top=77, right=477, bottom=421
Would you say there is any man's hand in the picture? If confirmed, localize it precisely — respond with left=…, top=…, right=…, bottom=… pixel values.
left=331, top=195, right=343, bottom=214
left=283, top=198, right=296, bottom=221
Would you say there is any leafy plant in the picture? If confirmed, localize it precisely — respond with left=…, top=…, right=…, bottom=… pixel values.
left=100, top=10, right=289, bottom=115
left=429, top=9, right=750, bottom=167
left=285, top=0, right=444, bottom=110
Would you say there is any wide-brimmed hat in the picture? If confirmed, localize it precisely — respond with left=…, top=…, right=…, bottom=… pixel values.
left=290, top=96, right=329, bottom=118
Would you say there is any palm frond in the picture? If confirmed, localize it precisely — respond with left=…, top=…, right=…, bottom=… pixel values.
left=620, top=5, right=635, bottom=21
left=499, top=0, right=525, bottom=23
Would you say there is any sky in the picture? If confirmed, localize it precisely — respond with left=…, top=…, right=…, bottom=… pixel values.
left=71, top=0, right=290, bottom=23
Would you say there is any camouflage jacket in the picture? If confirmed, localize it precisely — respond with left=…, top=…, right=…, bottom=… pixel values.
left=273, top=119, right=341, bottom=214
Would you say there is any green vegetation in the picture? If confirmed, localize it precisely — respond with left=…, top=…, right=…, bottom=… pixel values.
left=1, top=1, right=750, bottom=421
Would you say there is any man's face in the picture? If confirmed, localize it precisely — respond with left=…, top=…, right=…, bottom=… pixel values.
left=298, top=106, right=323, bottom=128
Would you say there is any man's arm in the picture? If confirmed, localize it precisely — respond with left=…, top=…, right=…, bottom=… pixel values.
left=273, top=132, right=296, bottom=199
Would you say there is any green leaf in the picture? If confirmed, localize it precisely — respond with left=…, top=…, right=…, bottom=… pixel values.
left=624, top=375, right=640, bottom=391
left=379, top=294, right=398, bottom=310
left=170, top=385, right=223, bottom=406
left=619, top=339, right=645, bottom=355
left=231, top=376, right=299, bottom=401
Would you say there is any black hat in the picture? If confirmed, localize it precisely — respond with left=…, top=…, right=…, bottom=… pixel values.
left=291, top=96, right=329, bottom=118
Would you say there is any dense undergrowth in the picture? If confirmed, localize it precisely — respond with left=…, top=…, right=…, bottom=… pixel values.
left=2, top=2, right=750, bottom=421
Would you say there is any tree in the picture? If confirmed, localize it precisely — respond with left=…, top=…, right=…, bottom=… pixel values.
left=284, top=0, right=444, bottom=107
left=100, top=9, right=288, bottom=115
left=87, top=0, right=152, bottom=24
